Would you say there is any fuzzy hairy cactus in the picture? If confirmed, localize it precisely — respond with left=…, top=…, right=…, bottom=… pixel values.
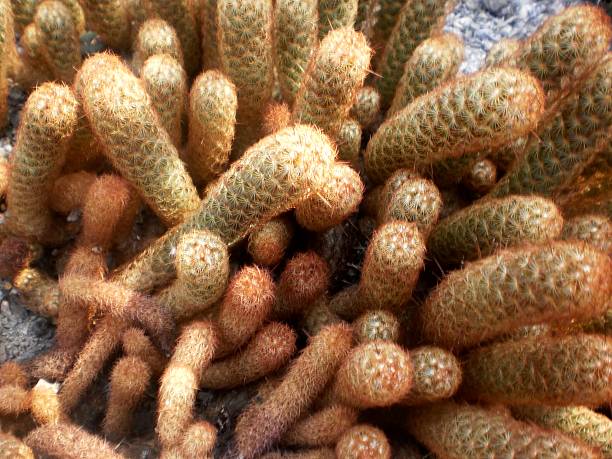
left=282, top=404, right=358, bottom=447
left=388, top=33, right=463, bottom=116
left=79, top=0, right=130, bottom=49
left=201, top=0, right=220, bottom=70
left=261, top=450, right=335, bottom=459
left=350, top=86, right=381, bottom=129
left=421, top=241, right=612, bottom=350
left=336, top=424, right=391, bottom=459
left=406, top=402, right=601, bottom=459
left=77, top=53, right=199, bottom=226
left=513, top=405, right=612, bottom=458
left=485, top=38, right=520, bottom=68
left=427, top=195, right=564, bottom=266
left=6, top=83, right=78, bottom=242
left=30, top=379, right=65, bottom=426
left=375, top=0, right=454, bottom=107
left=353, top=310, right=401, bottom=344
left=247, top=216, right=294, bottom=267
left=234, top=323, right=353, bottom=459
left=365, top=67, right=544, bottom=184
left=263, top=102, right=291, bottom=135
left=13, top=267, right=60, bottom=318
left=0, top=432, right=34, bottom=458
left=122, top=327, right=167, bottom=375
left=463, top=158, right=497, bottom=194
left=562, top=214, right=612, bottom=255
left=155, top=230, right=229, bottom=321
left=132, top=18, right=184, bottom=74
left=113, top=125, right=336, bottom=292
left=10, top=0, right=38, bottom=33
left=292, top=28, right=370, bottom=140
left=185, top=70, right=237, bottom=183
left=318, top=0, right=358, bottom=39
left=273, top=0, right=317, bottom=104
left=179, top=421, right=217, bottom=458
left=50, top=171, right=96, bottom=215
left=370, top=0, right=405, bottom=49
left=331, top=340, right=412, bottom=408
left=0, top=1, right=12, bottom=130
left=301, top=297, right=343, bottom=336
left=141, top=54, right=187, bottom=148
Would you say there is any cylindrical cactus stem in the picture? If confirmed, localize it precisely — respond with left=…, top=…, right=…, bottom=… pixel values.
left=401, top=346, right=461, bottom=406
left=5, top=83, right=78, bottom=242
left=317, top=0, right=358, bottom=39
left=0, top=236, right=34, bottom=280
left=113, top=125, right=336, bottom=292
left=157, top=321, right=217, bottom=448
left=122, top=327, right=167, bottom=375
left=282, top=404, right=358, bottom=447
left=185, top=70, right=237, bottom=184
left=0, top=361, right=29, bottom=387
left=427, top=195, right=564, bottom=266
left=262, top=102, right=291, bottom=136
left=358, top=221, right=425, bottom=314
left=34, top=0, right=81, bottom=84
left=234, top=323, right=353, bottom=459
left=77, top=53, right=199, bottom=227
left=261, top=450, right=335, bottom=459
left=217, top=0, right=274, bottom=150
left=56, top=0, right=86, bottom=34
left=247, top=216, right=294, bottom=267
left=180, top=421, right=217, bottom=459
left=17, top=22, right=54, bottom=90
left=421, top=241, right=612, bottom=350
left=50, top=171, right=96, bottom=215
left=335, top=424, right=391, bottom=459
left=375, top=0, right=455, bottom=107
left=59, top=316, right=127, bottom=413
left=562, top=214, right=612, bottom=256
left=380, top=176, right=442, bottom=238
left=366, top=67, right=545, bottom=184
left=353, top=310, right=401, bottom=344
left=79, top=0, right=131, bottom=50
left=331, top=340, right=413, bottom=408
left=370, top=0, right=406, bottom=50
left=406, top=401, right=602, bottom=459
left=336, top=119, right=362, bottom=168
left=350, top=86, right=381, bottom=129
left=25, top=423, right=125, bottom=459
left=512, top=405, right=612, bottom=458
left=13, top=268, right=60, bottom=318
left=145, top=0, right=201, bottom=76
left=30, top=379, right=66, bottom=426
left=489, top=54, right=612, bottom=198
left=272, top=251, right=330, bottom=319
left=103, top=356, right=152, bottom=440
left=292, top=28, right=371, bottom=139
left=0, top=432, right=34, bottom=458
left=301, top=296, right=343, bottom=336
left=295, top=163, right=364, bottom=232
left=0, top=0, right=13, bottom=130
left=141, top=54, right=187, bottom=148
left=328, top=283, right=361, bottom=320
left=0, top=156, right=8, bottom=197
left=201, top=322, right=296, bottom=389
left=485, top=38, right=520, bottom=68
left=388, top=33, right=464, bottom=116
left=0, top=384, right=30, bottom=416
left=462, top=334, right=612, bottom=406
left=273, top=0, right=318, bottom=104
left=201, top=0, right=220, bottom=70
left=155, top=230, right=229, bottom=321
left=132, top=19, right=184, bottom=75
left=11, top=0, right=38, bottom=33
left=463, top=158, right=497, bottom=194
left=215, top=266, right=275, bottom=355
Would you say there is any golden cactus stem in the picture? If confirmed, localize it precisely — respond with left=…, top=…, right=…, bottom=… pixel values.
left=462, top=334, right=612, bottom=407
left=76, top=53, right=199, bottom=226
left=0, top=361, right=29, bottom=387
left=463, top=158, right=498, bottom=194
left=261, top=449, right=335, bottom=459
left=420, top=241, right=612, bottom=351
left=336, top=424, right=391, bottom=459
left=50, top=171, right=96, bottom=215
left=11, top=0, right=38, bottom=33
left=0, top=0, right=14, bottom=130
left=0, top=432, right=34, bottom=458
left=485, top=37, right=520, bottom=68
left=131, top=18, right=184, bottom=75
left=0, top=384, right=30, bottom=416
left=318, top=0, right=358, bottom=39
left=13, top=267, right=60, bottom=318
left=201, top=0, right=220, bottom=70
left=5, top=83, right=78, bottom=243
left=234, top=323, right=353, bottom=459
left=353, top=309, right=401, bottom=344
left=30, top=379, right=66, bottom=425
left=406, top=401, right=602, bottom=459
left=562, top=214, right=612, bottom=256
left=247, top=216, right=294, bottom=267
left=291, top=27, right=371, bottom=140
left=336, top=119, right=362, bottom=168
left=350, top=85, right=381, bottom=129
left=16, top=22, right=54, bottom=90
left=122, top=327, right=168, bottom=375
left=365, top=67, right=545, bottom=184
left=112, top=125, right=336, bottom=292
left=180, top=422, right=217, bottom=459
left=281, top=404, right=358, bottom=447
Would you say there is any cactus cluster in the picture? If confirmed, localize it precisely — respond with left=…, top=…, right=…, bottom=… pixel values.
left=0, top=2, right=610, bottom=458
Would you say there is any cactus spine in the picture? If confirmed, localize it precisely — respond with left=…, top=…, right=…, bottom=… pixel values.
left=122, top=327, right=167, bottom=375
left=247, top=216, right=294, bottom=267
left=336, top=119, right=362, bottom=167
left=485, top=38, right=520, bottom=68
left=132, top=18, right=184, bottom=74
left=353, top=309, right=401, bottom=344
left=350, top=86, right=381, bottom=129
left=463, top=158, right=497, bottom=194
left=282, top=404, right=358, bottom=447
left=317, top=0, right=358, bottom=39
left=562, top=214, right=612, bottom=255
left=201, top=0, right=220, bottom=69
left=79, top=0, right=131, bottom=49
left=0, top=0, right=14, bottom=130
left=335, top=424, right=391, bottom=459
left=13, top=268, right=60, bottom=318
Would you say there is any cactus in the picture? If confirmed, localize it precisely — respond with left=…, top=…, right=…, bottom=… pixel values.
left=301, top=297, right=343, bottom=336
left=513, top=405, right=612, bottom=458
left=388, top=33, right=463, bottom=116
left=247, top=216, right=294, bottom=267
left=463, top=158, right=497, bottom=194
left=0, top=0, right=14, bottom=130
left=0, top=433, right=34, bottom=458
left=365, top=67, right=545, bottom=184
left=292, top=27, right=371, bottom=139
left=6, top=83, right=78, bottom=242
left=114, top=126, right=335, bottom=291
left=132, top=18, right=184, bottom=74
left=336, top=119, right=362, bottom=168
left=421, top=241, right=612, bottom=350
left=406, top=401, right=601, bottom=459
left=318, top=0, right=358, bottom=39
left=295, top=163, right=364, bottom=232
left=0, top=383, right=30, bottom=415
left=370, top=0, right=405, bottom=49
left=122, top=327, right=167, bottom=375
left=17, top=22, right=54, bottom=89
left=375, top=0, right=454, bottom=107
left=462, top=334, right=612, bottom=406
left=350, top=86, right=381, bottom=129
left=261, top=450, right=335, bottom=459
left=157, top=321, right=217, bottom=448
left=490, top=54, right=612, bottom=198
left=180, top=422, right=217, bottom=458
left=30, top=379, right=65, bottom=426
left=50, top=171, right=96, bottom=214
left=11, top=0, right=38, bottom=33
left=562, top=214, right=612, bottom=255
left=201, top=0, right=220, bottom=69
left=141, top=54, right=187, bottom=148
left=263, top=102, right=291, bottom=136
left=145, top=0, right=200, bottom=76
left=13, top=268, right=60, bottom=318
left=335, top=424, right=391, bottom=459
left=77, top=53, right=199, bottom=226
left=234, top=323, right=353, bottom=459
left=401, top=346, right=461, bottom=406
left=155, top=230, right=229, bottom=321
left=282, top=404, right=358, bottom=447
left=427, top=195, right=564, bottom=266
left=380, top=175, right=442, bottom=237
left=185, top=70, right=237, bottom=183
left=485, top=38, right=520, bottom=68
left=201, top=322, right=296, bottom=389
left=353, top=310, right=401, bottom=344
left=79, top=0, right=131, bottom=50
left=273, top=0, right=318, bottom=104
left=0, top=361, right=28, bottom=387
